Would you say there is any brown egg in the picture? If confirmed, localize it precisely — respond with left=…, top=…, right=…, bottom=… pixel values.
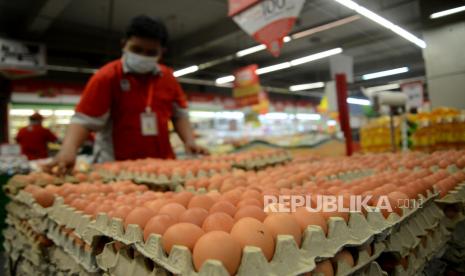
left=234, top=205, right=266, bottom=222
left=162, top=223, right=205, bottom=254
left=332, top=250, right=354, bottom=267
left=144, top=199, right=169, bottom=213
left=264, top=213, right=302, bottom=247
left=313, top=260, right=334, bottom=276
left=32, top=188, right=55, bottom=208
left=172, top=192, right=194, bottom=207
left=210, top=201, right=237, bottom=217
left=179, top=208, right=209, bottom=227
left=188, top=195, right=215, bottom=211
left=206, top=191, right=222, bottom=202
left=231, top=217, right=275, bottom=261
left=83, top=202, right=100, bottom=217
left=70, top=198, right=88, bottom=211
left=95, top=203, right=113, bottom=215
left=111, top=205, right=133, bottom=220
left=202, top=212, right=235, bottom=233
left=193, top=231, right=242, bottom=274
left=144, top=214, right=177, bottom=241
left=237, top=198, right=262, bottom=208
left=124, top=207, right=156, bottom=229
left=158, top=203, right=187, bottom=220
left=241, top=190, right=262, bottom=201
left=292, top=208, right=328, bottom=235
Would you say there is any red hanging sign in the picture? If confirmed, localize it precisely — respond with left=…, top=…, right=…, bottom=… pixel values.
left=233, top=64, right=262, bottom=107
left=229, top=0, right=305, bottom=56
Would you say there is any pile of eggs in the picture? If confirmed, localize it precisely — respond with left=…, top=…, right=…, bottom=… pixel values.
left=204, top=149, right=289, bottom=164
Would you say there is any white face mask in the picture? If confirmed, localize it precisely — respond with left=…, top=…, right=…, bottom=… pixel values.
left=122, top=50, right=160, bottom=74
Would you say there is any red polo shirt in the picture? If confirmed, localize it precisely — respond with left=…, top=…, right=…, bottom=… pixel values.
left=16, top=125, right=57, bottom=160
left=75, top=60, right=188, bottom=160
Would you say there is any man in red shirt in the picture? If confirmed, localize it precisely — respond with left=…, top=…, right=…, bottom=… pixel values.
left=50, top=15, right=207, bottom=173
left=16, top=113, right=57, bottom=160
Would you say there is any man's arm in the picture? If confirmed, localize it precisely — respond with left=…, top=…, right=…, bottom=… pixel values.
left=172, top=115, right=208, bottom=155
left=44, top=123, right=89, bottom=174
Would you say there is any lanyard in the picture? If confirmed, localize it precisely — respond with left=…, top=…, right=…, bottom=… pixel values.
left=145, top=78, right=156, bottom=112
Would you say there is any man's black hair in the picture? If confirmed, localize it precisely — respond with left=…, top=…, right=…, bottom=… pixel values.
left=125, top=15, right=169, bottom=47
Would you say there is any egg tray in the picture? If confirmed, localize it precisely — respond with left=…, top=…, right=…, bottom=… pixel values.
left=49, top=246, right=102, bottom=276
left=46, top=219, right=101, bottom=273
left=390, top=224, right=450, bottom=276
left=354, top=262, right=388, bottom=276
left=3, top=177, right=63, bottom=196
left=5, top=201, right=50, bottom=235
left=2, top=223, right=52, bottom=268
left=331, top=242, right=386, bottom=276
left=86, top=202, right=429, bottom=276
left=4, top=255, right=52, bottom=276
left=231, top=153, right=292, bottom=171
left=383, top=202, right=445, bottom=256
left=12, top=190, right=51, bottom=217
left=435, top=181, right=465, bottom=205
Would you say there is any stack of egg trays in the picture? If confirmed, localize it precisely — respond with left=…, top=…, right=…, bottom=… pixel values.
left=46, top=197, right=102, bottom=273
left=435, top=180, right=465, bottom=230
left=2, top=216, right=53, bottom=276
left=86, top=192, right=434, bottom=276
left=232, top=151, right=292, bottom=171
left=48, top=246, right=102, bottom=276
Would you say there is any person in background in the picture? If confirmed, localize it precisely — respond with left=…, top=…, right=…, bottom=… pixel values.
left=48, top=15, right=207, bottom=174
left=16, top=112, right=58, bottom=160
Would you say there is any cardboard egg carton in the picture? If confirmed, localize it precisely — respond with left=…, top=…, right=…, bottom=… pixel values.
left=330, top=242, right=385, bottom=276
left=49, top=246, right=102, bottom=276
left=390, top=224, right=450, bottom=276
left=13, top=190, right=51, bottom=217
left=87, top=204, right=424, bottom=276
left=46, top=219, right=101, bottom=273
left=232, top=152, right=292, bottom=171
left=435, top=182, right=465, bottom=205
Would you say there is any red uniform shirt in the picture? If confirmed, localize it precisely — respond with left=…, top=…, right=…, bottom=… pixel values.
left=16, top=125, right=57, bottom=160
left=75, top=60, right=188, bottom=161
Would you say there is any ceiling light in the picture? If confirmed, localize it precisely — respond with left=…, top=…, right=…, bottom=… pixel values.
left=173, top=65, right=199, bottom=77
left=334, top=0, right=426, bottom=48
left=296, top=113, right=321, bottom=120
left=236, top=44, right=267, bottom=57
left=347, top=97, right=371, bottom=105
left=262, top=112, right=291, bottom=120
left=364, top=83, right=400, bottom=93
left=362, top=67, right=409, bottom=80
left=256, top=62, right=291, bottom=75
left=9, top=109, right=34, bottom=116
left=291, top=15, right=360, bottom=39
left=290, top=82, right=325, bottom=91
left=216, top=75, right=236, bottom=84
left=430, top=5, right=465, bottom=19
left=38, top=109, right=54, bottom=116
left=54, top=110, right=75, bottom=116
left=290, top=48, right=342, bottom=66
left=327, top=120, right=337, bottom=126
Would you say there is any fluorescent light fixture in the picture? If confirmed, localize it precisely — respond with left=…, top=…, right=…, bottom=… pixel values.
left=38, top=109, right=54, bottom=116
left=334, top=0, right=426, bottom=48
left=283, top=36, right=292, bottom=43
left=173, top=65, right=199, bottom=77
left=54, top=110, right=75, bottom=116
left=347, top=97, right=371, bottom=105
left=189, top=111, right=244, bottom=119
left=10, top=109, right=34, bottom=116
left=364, top=83, right=400, bottom=93
left=290, top=82, right=325, bottom=91
left=216, top=75, right=235, bottom=84
left=362, top=67, right=409, bottom=80
left=56, top=118, right=71, bottom=124
left=296, top=113, right=321, bottom=120
left=262, top=112, right=290, bottom=120
left=290, top=48, right=342, bottom=66
left=292, top=15, right=360, bottom=39
left=236, top=44, right=267, bottom=57
left=430, top=5, right=465, bottom=19
left=327, top=120, right=337, bottom=126
left=256, top=62, right=291, bottom=75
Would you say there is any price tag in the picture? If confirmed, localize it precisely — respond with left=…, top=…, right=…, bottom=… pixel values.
left=140, top=109, right=158, bottom=136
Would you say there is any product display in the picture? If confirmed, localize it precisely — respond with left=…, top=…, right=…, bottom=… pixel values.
left=2, top=149, right=465, bottom=275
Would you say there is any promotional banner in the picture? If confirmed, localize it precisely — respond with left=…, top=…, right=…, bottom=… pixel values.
left=230, top=0, right=305, bottom=56
left=233, top=64, right=262, bottom=107
left=228, top=0, right=261, bottom=16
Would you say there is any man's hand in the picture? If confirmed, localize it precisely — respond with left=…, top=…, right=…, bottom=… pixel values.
left=43, top=148, right=77, bottom=175
left=184, top=142, right=209, bottom=156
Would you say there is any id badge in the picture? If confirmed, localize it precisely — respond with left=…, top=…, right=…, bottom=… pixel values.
left=140, top=110, right=158, bottom=136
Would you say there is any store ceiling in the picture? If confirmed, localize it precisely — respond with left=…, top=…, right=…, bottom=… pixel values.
left=0, top=0, right=460, bottom=97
